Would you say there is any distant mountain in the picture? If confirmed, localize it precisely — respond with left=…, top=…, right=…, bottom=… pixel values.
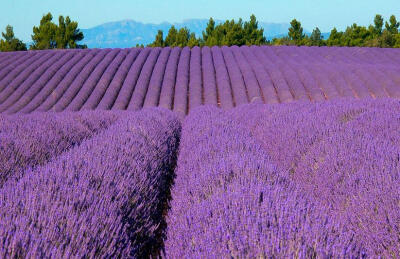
left=81, top=19, right=296, bottom=48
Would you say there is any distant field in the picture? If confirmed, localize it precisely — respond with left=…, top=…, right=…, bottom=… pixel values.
left=1, top=46, right=400, bottom=115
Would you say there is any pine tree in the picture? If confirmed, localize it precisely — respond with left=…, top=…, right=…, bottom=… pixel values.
left=150, top=30, right=164, bottom=47
left=0, top=25, right=27, bottom=51
left=288, top=19, right=305, bottom=45
left=202, top=17, right=215, bottom=44
left=310, top=27, right=323, bottom=46
left=55, top=16, right=85, bottom=48
left=326, top=27, right=343, bottom=46
left=373, top=14, right=384, bottom=35
left=175, top=27, right=190, bottom=47
left=31, top=12, right=85, bottom=50
left=385, top=15, right=399, bottom=34
left=165, top=26, right=178, bottom=46
left=187, top=33, right=200, bottom=47
left=31, top=13, right=58, bottom=49
left=243, top=14, right=266, bottom=45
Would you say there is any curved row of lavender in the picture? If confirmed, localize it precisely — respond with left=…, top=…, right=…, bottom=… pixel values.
left=1, top=46, right=400, bottom=114
left=0, top=111, right=118, bottom=186
left=164, top=98, right=400, bottom=257
left=0, top=108, right=181, bottom=258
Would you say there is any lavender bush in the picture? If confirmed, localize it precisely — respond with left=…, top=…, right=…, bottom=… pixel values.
left=188, top=46, right=202, bottom=109
left=201, top=46, right=218, bottom=106
left=173, top=46, right=190, bottom=114
left=210, top=46, right=234, bottom=108
left=158, top=47, right=181, bottom=110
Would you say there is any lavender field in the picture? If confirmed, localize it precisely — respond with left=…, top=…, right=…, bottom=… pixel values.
left=0, top=46, right=400, bottom=114
left=0, top=46, right=400, bottom=257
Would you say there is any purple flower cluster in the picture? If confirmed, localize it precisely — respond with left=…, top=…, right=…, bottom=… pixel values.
left=0, top=108, right=181, bottom=258
left=1, top=46, right=399, bottom=114
left=164, top=99, right=400, bottom=257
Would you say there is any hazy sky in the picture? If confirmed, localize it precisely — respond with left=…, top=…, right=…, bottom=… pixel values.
left=1, top=0, right=399, bottom=41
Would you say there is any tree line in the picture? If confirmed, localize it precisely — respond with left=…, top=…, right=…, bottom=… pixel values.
left=147, top=15, right=266, bottom=47
left=0, top=12, right=85, bottom=52
left=273, top=15, right=400, bottom=47
left=1, top=13, right=400, bottom=51
left=147, top=14, right=400, bottom=48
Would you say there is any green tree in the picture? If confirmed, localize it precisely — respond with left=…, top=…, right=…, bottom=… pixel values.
left=326, top=28, right=343, bottom=46
left=373, top=14, right=384, bottom=35
left=385, top=15, right=399, bottom=34
left=31, top=13, right=58, bottom=49
left=0, top=25, right=27, bottom=51
left=187, top=32, right=200, bottom=47
left=310, top=27, right=323, bottom=46
left=222, top=19, right=245, bottom=46
left=342, top=23, right=371, bottom=47
left=163, top=26, right=193, bottom=47
left=243, top=14, right=266, bottom=45
left=378, top=29, right=396, bottom=47
left=288, top=19, right=305, bottom=45
left=394, top=34, right=400, bottom=47
left=202, top=17, right=215, bottom=45
left=165, top=26, right=178, bottom=46
left=55, top=16, right=85, bottom=48
left=31, top=12, right=86, bottom=50
left=149, top=30, right=164, bottom=47
left=175, top=27, right=190, bottom=47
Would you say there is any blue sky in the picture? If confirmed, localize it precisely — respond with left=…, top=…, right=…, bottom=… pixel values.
left=1, top=0, right=399, bottom=42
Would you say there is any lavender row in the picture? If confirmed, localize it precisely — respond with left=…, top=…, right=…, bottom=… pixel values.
left=0, top=108, right=181, bottom=258
left=210, top=46, right=234, bottom=108
left=1, top=47, right=400, bottom=114
left=158, top=47, right=181, bottom=110
left=143, top=47, right=171, bottom=108
left=0, top=111, right=118, bottom=186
